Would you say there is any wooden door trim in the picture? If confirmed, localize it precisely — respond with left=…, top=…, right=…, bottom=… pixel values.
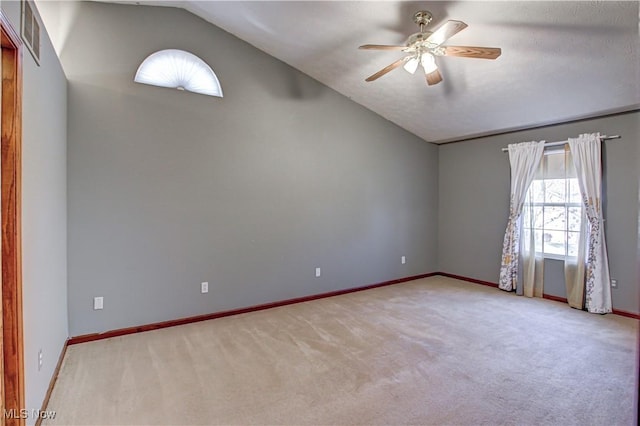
left=1, top=9, right=25, bottom=426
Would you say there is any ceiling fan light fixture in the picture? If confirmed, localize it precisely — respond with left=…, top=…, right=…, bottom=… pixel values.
left=403, top=57, right=419, bottom=74
left=421, top=53, right=437, bottom=74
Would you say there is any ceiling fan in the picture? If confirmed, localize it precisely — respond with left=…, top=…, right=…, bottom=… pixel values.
left=359, top=11, right=501, bottom=86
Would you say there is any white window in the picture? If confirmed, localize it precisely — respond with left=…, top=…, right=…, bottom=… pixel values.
left=522, top=148, right=583, bottom=259
left=134, top=49, right=223, bottom=97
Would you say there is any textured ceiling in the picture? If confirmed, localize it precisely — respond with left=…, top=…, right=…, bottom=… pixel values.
left=99, top=1, right=640, bottom=143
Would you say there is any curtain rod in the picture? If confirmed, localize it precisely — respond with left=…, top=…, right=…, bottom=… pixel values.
left=501, top=135, right=621, bottom=152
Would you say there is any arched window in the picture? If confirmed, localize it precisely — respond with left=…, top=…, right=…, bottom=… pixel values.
left=134, top=49, right=223, bottom=97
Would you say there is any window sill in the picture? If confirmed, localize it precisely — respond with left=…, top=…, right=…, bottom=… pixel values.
left=534, top=253, right=578, bottom=262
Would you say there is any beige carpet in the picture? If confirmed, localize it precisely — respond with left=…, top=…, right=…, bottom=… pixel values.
left=44, top=276, right=638, bottom=425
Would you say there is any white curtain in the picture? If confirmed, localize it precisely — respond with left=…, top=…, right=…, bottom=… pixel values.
left=521, top=181, right=544, bottom=298
left=499, top=141, right=545, bottom=291
left=563, top=148, right=587, bottom=309
left=568, top=133, right=612, bottom=313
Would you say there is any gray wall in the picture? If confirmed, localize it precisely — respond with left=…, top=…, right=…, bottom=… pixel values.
left=439, top=111, right=640, bottom=314
left=1, top=1, right=68, bottom=423
left=58, top=1, right=438, bottom=336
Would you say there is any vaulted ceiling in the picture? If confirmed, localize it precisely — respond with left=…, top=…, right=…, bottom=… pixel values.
left=97, top=1, right=640, bottom=143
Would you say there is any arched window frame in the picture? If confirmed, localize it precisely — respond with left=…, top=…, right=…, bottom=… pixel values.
left=134, top=49, right=223, bottom=97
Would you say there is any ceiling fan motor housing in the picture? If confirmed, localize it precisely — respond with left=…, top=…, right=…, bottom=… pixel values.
left=406, top=32, right=433, bottom=47
left=413, top=11, right=433, bottom=27
left=408, top=11, right=434, bottom=47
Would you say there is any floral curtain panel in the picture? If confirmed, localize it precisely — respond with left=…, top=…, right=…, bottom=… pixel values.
left=568, top=133, right=612, bottom=313
left=499, top=141, right=545, bottom=291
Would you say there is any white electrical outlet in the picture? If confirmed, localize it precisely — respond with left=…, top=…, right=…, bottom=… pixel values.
left=401, top=256, right=406, bottom=264
left=201, top=282, right=209, bottom=293
left=611, top=279, right=618, bottom=288
left=315, top=267, right=321, bottom=278
left=93, top=296, right=104, bottom=310
left=38, top=349, right=43, bottom=371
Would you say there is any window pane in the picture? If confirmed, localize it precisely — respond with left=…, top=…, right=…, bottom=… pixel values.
left=134, top=49, right=224, bottom=97
left=522, top=228, right=543, bottom=253
left=567, top=232, right=580, bottom=257
left=531, top=206, right=543, bottom=229
left=522, top=206, right=530, bottom=227
left=543, top=230, right=566, bottom=256
left=522, top=227, right=534, bottom=254
left=544, top=179, right=566, bottom=203
left=530, top=180, right=544, bottom=203
left=543, top=206, right=566, bottom=231
left=534, top=229, right=543, bottom=253
left=567, top=207, right=582, bottom=232
left=522, top=203, right=541, bottom=230
left=568, top=178, right=582, bottom=204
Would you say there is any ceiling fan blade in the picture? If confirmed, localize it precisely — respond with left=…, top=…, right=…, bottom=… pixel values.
left=359, top=44, right=407, bottom=51
left=365, top=58, right=407, bottom=82
left=425, top=69, right=443, bottom=86
left=444, top=46, right=502, bottom=59
left=426, top=20, right=468, bottom=46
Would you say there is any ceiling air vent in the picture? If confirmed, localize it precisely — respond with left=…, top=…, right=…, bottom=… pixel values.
left=21, top=0, right=40, bottom=65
